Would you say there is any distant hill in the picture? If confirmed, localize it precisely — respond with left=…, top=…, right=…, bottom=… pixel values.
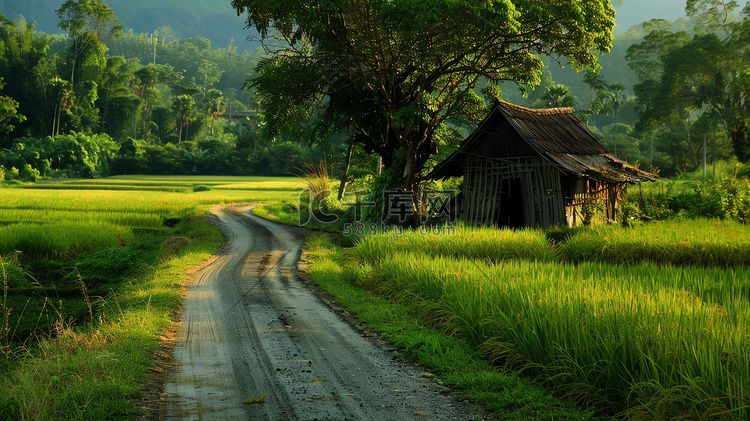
left=0, top=0, right=712, bottom=52
left=1, top=0, right=259, bottom=51
left=6, top=0, right=749, bottom=50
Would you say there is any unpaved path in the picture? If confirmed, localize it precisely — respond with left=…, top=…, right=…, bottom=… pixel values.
left=160, top=205, right=480, bottom=420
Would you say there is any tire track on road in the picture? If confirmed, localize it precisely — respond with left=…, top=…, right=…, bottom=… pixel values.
left=161, top=205, right=480, bottom=420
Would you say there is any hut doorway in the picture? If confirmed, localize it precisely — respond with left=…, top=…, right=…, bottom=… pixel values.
left=496, top=178, right=525, bottom=228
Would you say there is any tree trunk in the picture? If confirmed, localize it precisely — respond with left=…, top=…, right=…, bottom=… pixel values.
left=731, top=123, right=749, bottom=163
left=338, top=142, right=354, bottom=200
left=52, top=103, right=58, bottom=138
left=403, top=148, right=421, bottom=214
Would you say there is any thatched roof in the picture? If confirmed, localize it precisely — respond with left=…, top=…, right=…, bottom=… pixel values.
left=428, top=101, right=662, bottom=184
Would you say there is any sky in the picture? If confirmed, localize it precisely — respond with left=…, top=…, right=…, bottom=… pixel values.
left=614, top=0, right=689, bottom=30
left=2, top=0, right=750, bottom=44
left=613, top=0, right=750, bottom=31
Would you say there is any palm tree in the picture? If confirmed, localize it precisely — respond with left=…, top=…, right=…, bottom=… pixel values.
left=203, top=89, right=226, bottom=135
left=174, top=94, right=195, bottom=142
left=593, top=82, right=626, bottom=156
left=543, top=84, right=578, bottom=109
left=50, top=77, right=72, bottom=138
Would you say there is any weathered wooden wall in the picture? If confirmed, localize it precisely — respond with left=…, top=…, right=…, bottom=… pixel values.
left=460, top=157, right=629, bottom=228
left=460, top=157, right=565, bottom=228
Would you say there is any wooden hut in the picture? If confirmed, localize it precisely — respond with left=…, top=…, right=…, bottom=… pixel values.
left=427, top=101, right=661, bottom=228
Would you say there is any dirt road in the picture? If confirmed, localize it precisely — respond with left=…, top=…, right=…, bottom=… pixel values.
left=160, top=205, right=479, bottom=420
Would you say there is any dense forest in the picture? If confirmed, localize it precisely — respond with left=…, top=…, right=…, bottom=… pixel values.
left=0, top=7, right=334, bottom=179
left=1, top=0, right=750, bottom=184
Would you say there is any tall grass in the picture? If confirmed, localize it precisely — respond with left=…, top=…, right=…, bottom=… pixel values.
left=354, top=225, right=558, bottom=263
left=299, top=159, right=330, bottom=200
left=559, top=218, right=750, bottom=268
left=356, top=250, right=749, bottom=418
left=304, top=233, right=597, bottom=419
left=0, top=222, right=133, bottom=260
left=1, top=209, right=165, bottom=229
left=1, top=258, right=8, bottom=351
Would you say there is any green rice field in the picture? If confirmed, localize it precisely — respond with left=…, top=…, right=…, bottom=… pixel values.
left=3, top=175, right=749, bottom=419
left=0, top=175, right=304, bottom=420
left=0, top=176, right=301, bottom=260
left=350, top=223, right=750, bottom=418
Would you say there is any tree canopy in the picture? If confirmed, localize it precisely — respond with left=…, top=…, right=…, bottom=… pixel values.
left=231, top=0, right=616, bottom=192
left=56, top=0, right=124, bottom=42
left=627, top=2, right=750, bottom=163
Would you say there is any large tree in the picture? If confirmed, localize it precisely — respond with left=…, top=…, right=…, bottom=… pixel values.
left=56, top=0, right=123, bottom=43
left=628, top=2, right=750, bottom=163
left=231, top=0, right=615, bottom=195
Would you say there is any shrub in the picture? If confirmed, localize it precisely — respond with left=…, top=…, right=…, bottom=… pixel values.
left=192, top=185, right=210, bottom=192
left=686, top=178, right=750, bottom=222
left=5, top=167, right=19, bottom=181
left=616, top=199, right=642, bottom=227
left=1, top=253, right=29, bottom=290
left=19, top=164, right=40, bottom=182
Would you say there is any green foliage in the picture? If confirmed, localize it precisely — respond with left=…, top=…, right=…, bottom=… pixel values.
left=538, top=84, right=578, bottom=109
left=4, top=167, right=19, bottom=181
left=0, top=132, right=118, bottom=179
left=0, top=17, right=54, bottom=144
left=580, top=201, right=604, bottom=226
left=235, top=0, right=616, bottom=190
left=19, top=164, right=40, bottom=182
left=661, top=176, right=750, bottom=222
left=107, top=31, right=262, bottom=101
left=56, top=0, right=124, bottom=41
left=0, top=14, right=267, bottom=174
left=616, top=198, right=642, bottom=227
left=627, top=5, right=750, bottom=164
left=0, top=78, right=25, bottom=136
left=0, top=129, right=329, bottom=178
left=1, top=253, right=27, bottom=290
